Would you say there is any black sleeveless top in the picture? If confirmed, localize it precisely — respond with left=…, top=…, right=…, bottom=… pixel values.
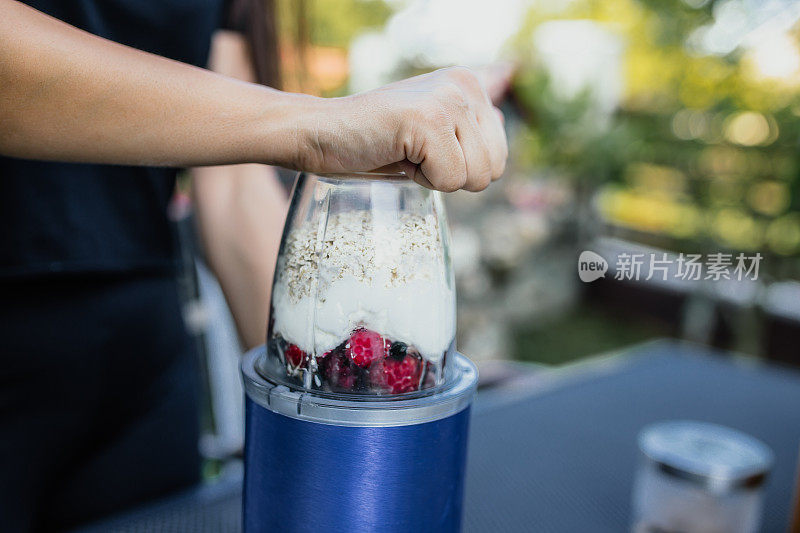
left=0, top=0, right=228, bottom=278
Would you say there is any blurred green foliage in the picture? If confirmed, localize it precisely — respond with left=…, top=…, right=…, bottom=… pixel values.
left=278, top=0, right=392, bottom=49
left=512, top=0, right=800, bottom=265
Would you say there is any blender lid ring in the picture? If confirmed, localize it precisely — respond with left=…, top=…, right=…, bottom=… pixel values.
left=242, top=345, right=478, bottom=427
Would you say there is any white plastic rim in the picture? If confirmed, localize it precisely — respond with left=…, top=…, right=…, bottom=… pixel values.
left=242, top=345, right=478, bottom=428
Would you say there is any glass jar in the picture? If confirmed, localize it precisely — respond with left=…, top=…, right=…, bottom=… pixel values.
left=259, top=171, right=456, bottom=396
left=632, top=421, right=773, bottom=533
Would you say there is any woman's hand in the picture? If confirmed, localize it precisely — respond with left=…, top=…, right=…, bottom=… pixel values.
left=297, top=67, right=508, bottom=192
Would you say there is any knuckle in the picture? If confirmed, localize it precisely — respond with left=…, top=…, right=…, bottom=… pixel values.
left=492, top=157, right=507, bottom=180
left=481, top=162, right=494, bottom=181
left=476, top=171, right=493, bottom=191
left=446, top=66, right=482, bottom=93
left=476, top=133, right=493, bottom=165
left=477, top=152, right=493, bottom=178
left=441, top=173, right=466, bottom=192
left=425, top=113, right=453, bottom=140
left=433, top=82, right=466, bottom=107
left=447, top=65, right=475, bottom=83
left=465, top=173, right=491, bottom=192
left=410, top=103, right=433, bottom=124
left=413, top=103, right=447, bottom=132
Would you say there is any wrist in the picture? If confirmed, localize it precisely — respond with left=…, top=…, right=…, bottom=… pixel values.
left=239, top=88, right=317, bottom=168
left=289, top=92, right=395, bottom=174
left=286, top=93, right=355, bottom=172
left=253, top=90, right=396, bottom=174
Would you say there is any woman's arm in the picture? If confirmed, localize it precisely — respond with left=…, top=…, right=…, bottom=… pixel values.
left=0, top=0, right=506, bottom=191
left=0, top=0, right=305, bottom=168
left=192, top=30, right=287, bottom=349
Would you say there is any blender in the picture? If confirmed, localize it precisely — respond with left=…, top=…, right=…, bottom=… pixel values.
left=241, top=171, right=478, bottom=532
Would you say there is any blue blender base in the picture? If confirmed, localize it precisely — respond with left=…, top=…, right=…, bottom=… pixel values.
left=243, top=398, right=471, bottom=533
left=240, top=347, right=478, bottom=533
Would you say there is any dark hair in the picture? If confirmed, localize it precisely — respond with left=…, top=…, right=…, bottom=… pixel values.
left=227, top=0, right=281, bottom=88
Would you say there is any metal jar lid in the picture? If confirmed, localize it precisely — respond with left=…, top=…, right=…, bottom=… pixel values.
left=638, top=420, right=774, bottom=493
left=241, top=345, right=478, bottom=427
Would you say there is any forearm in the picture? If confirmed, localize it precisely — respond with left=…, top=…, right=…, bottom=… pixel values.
left=0, top=2, right=508, bottom=191
left=0, top=0, right=313, bottom=167
left=193, top=165, right=287, bottom=349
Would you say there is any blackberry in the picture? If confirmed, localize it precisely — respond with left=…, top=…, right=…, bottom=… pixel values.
left=389, top=341, right=408, bottom=361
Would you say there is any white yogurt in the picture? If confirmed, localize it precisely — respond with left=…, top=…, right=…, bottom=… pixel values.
left=270, top=211, right=455, bottom=362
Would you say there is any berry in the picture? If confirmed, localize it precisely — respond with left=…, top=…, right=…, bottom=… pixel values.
left=325, top=350, right=358, bottom=391
left=347, top=329, right=386, bottom=368
left=336, top=367, right=358, bottom=390
left=317, top=341, right=344, bottom=366
left=370, top=353, right=422, bottom=394
left=285, top=344, right=305, bottom=368
left=389, top=341, right=407, bottom=361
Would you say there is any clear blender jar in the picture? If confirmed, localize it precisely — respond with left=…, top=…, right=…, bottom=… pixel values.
left=259, top=171, right=456, bottom=396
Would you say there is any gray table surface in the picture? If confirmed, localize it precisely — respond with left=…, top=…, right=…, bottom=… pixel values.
left=77, top=340, right=800, bottom=532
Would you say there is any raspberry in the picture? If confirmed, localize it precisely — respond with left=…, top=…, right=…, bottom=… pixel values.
left=347, top=329, right=386, bottom=368
left=325, top=350, right=358, bottom=390
left=285, top=344, right=305, bottom=368
left=370, top=353, right=422, bottom=394
left=338, top=370, right=358, bottom=390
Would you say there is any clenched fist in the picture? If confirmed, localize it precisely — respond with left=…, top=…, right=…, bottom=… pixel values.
left=296, top=67, right=508, bottom=192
